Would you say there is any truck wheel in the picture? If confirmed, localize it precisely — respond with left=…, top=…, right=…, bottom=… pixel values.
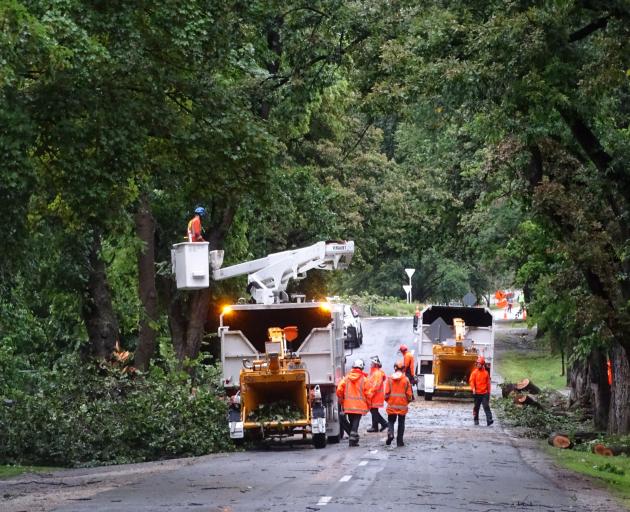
left=424, top=393, right=433, bottom=401
left=347, top=326, right=358, bottom=348
left=358, top=330, right=363, bottom=346
left=313, top=433, right=327, bottom=449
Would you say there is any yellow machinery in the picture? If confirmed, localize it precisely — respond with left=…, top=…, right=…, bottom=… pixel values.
left=229, top=326, right=327, bottom=447
left=431, top=318, right=479, bottom=396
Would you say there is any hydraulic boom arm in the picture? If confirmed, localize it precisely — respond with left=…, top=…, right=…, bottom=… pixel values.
left=213, top=241, right=354, bottom=304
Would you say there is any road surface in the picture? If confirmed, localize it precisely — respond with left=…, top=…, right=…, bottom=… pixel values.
left=1, top=318, right=623, bottom=512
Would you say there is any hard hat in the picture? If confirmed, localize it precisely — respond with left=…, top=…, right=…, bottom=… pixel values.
left=477, top=356, right=485, bottom=365
left=370, top=356, right=381, bottom=367
left=352, top=358, right=365, bottom=370
left=394, top=360, right=404, bottom=370
left=399, top=344, right=408, bottom=353
left=194, top=206, right=206, bottom=216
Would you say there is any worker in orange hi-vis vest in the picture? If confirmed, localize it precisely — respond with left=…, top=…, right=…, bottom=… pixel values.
left=336, top=359, right=372, bottom=447
left=384, top=360, right=413, bottom=447
left=187, top=206, right=206, bottom=242
left=366, top=356, right=388, bottom=433
left=399, top=344, right=416, bottom=398
left=469, top=356, right=494, bottom=426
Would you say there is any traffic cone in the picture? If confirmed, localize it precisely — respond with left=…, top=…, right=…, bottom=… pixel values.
left=523, top=308, right=527, bottom=320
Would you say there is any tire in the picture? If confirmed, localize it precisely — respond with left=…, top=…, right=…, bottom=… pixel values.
left=313, top=433, right=327, bottom=449
left=358, top=329, right=363, bottom=346
left=424, top=393, right=433, bottom=401
left=346, top=326, right=358, bottom=348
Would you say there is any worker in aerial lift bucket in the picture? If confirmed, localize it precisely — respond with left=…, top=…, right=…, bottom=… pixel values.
left=399, top=344, right=416, bottom=398
left=187, top=206, right=206, bottom=242
left=336, top=359, right=372, bottom=447
left=366, top=356, right=388, bottom=432
left=384, top=360, right=413, bottom=447
left=469, top=356, right=494, bottom=426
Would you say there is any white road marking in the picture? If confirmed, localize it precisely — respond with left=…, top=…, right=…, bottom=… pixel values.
left=317, top=496, right=332, bottom=506
left=339, top=475, right=352, bottom=482
left=358, top=460, right=368, bottom=466
left=369, top=449, right=378, bottom=454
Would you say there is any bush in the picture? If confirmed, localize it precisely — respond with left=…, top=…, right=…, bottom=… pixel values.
left=0, top=355, right=233, bottom=467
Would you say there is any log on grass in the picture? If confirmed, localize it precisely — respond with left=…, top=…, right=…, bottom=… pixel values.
left=548, top=433, right=573, bottom=449
left=593, top=443, right=614, bottom=456
left=515, top=378, right=541, bottom=394
left=592, top=443, right=630, bottom=456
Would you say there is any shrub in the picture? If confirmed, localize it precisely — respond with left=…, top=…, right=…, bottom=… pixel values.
left=0, top=355, right=233, bottom=467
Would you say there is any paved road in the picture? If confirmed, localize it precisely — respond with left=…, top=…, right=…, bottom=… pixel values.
left=1, top=318, right=623, bottom=512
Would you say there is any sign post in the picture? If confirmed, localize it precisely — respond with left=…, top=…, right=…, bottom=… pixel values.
left=404, top=268, right=415, bottom=304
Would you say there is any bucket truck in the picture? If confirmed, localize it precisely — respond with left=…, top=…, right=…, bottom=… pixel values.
left=171, top=241, right=354, bottom=447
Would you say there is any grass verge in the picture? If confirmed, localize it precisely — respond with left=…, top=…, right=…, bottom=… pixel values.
left=497, top=350, right=566, bottom=390
left=0, top=465, right=60, bottom=479
left=545, top=444, right=630, bottom=508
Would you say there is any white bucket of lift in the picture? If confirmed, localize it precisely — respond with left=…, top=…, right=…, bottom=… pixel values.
left=171, top=242, right=209, bottom=290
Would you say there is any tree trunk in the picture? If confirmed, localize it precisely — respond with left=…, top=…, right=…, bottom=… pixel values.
left=134, top=197, right=159, bottom=371
left=589, top=347, right=611, bottom=431
left=83, top=230, right=120, bottom=359
left=166, top=205, right=236, bottom=369
left=608, top=341, right=630, bottom=434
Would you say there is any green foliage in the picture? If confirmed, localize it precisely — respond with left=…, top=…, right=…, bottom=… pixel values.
left=339, top=293, right=419, bottom=317
left=494, top=393, right=587, bottom=438
left=0, top=356, right=232, bottom=467
left=498, top=350, right=567, bottom=390
left=548, top=447, right=630, bottom=507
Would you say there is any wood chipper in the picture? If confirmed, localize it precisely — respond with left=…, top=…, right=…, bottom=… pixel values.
left=230, top=326, right=327, bottom=447
left=415, top=305, right=494, bottom=400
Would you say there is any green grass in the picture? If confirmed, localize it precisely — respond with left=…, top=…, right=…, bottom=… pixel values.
left=545, top=445, right=630, bottom=508
left=497, top=350, right=567, bottom=390
left=0, top=465, right=60, bottom=479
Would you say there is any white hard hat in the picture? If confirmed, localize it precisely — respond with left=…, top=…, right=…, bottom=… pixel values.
left=352, top=358, right=365, bottom=370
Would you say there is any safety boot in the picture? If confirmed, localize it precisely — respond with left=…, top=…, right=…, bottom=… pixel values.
left=474, top=418, right=479, bottom=426
left=385, top=433, right=394, bottom=446
left=487, top=419, right=494, bottom=426
left=396, top=440, right=405, bottom=447
left=349, top=433, right=359, bottom=447
left=366, top=427, right=378, bottom=433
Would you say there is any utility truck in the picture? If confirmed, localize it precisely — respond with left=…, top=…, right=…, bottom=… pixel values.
left=171, top=240, right=354, bottom=447
left=414, top=305, right=494, bottom=400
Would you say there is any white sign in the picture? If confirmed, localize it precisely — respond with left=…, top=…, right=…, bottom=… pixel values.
left=405, top=268, right=415, bottom=279
left=403, top=285, right=411, bottom=294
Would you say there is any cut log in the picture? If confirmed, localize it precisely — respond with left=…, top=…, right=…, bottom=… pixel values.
left=592, top=443, right=630, bottom=456
left=516, top=378, right=541, bottom=394
left=515, top=394, right=543, bottom=409
left=501, top=383, right=518, bottom=398
left=548, top=434, right=573, bottom=449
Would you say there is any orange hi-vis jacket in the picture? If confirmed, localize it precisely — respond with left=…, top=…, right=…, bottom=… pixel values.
left=385, top=371, right=413, bottom=415
left=336, top=368, right=372, bottom=415
left=469, top=367, right=491, bottom=395
left=187, top=215, right=204, bottom=242
left=403, top=351, right=415, bottom=378
left=367, top=367, right=387, bottom=408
